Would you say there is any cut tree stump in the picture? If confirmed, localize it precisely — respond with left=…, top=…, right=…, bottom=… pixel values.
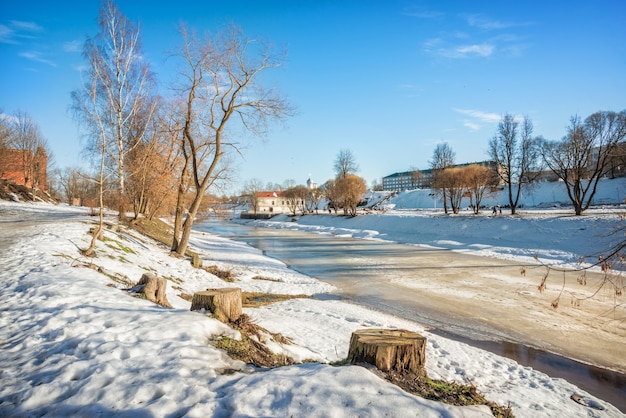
left=348, top=329, right=427, bottom=375
left=190, top=288, right=242, bottom=323
left=136, top=273, right=172, bottom=308
left=192, top=253, right=203, bottom=268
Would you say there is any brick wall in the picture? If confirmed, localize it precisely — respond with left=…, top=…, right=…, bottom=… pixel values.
left=0, top=148, right=48, bottom=191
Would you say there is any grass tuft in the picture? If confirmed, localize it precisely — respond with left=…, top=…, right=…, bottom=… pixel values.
left=214, top=314, right=295, bottom=368
left=241, top=292, right=308, bottom=308
left=384, top=370, right=514, bottom=417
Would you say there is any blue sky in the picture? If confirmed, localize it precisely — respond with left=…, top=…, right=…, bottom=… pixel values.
left=1, top=1, right=625, bottom=192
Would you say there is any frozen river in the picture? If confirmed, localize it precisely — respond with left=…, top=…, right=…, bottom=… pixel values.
left=197, top=219, right=626, bottom=412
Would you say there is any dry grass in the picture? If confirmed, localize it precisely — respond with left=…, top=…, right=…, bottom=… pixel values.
left=385, top=370, right=514, bottom=417
left=204, top=265, right=235, bottom=282
left=242, top=292, right=308, bottom=308
left=214, top=314, right=295, bottom=368
left=251, top=275, right=281, bottom=282
left=125, top=217, right=173, bottom=249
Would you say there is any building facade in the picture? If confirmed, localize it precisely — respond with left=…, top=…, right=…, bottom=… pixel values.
left=382, top=161, right=498, bottom=192
left=0, top=147, right=48, bottom=191
left=382, top=170, right=432, bottom=192
left=255, top=191, right=289, bottom=215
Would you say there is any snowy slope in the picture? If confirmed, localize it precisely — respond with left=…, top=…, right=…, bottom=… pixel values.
left=0, top=200, right=623, bottom=417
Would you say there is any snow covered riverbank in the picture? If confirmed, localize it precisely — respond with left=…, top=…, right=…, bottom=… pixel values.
left=0, top=200, right=624, bottom=417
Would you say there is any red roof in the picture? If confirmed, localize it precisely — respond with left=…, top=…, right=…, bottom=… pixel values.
left=255, top=191, right=283, bottom=198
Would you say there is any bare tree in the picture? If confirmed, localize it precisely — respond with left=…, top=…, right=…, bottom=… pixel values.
left=0, top=111, right=14, bottom=170
left=171, top=24, right=292, bottom=256
left=464, top=164, right=499, bottom=214
left=283, top=185, right=308, bottom=215
left=334, top=149, right=359, bottom=179
left=242, top=178, right=265, bottom=216
left=73, top=0, right=156, bottom=220
left=6, top=111, right=50, bottom=192
left=263, top=181, right=281, bottom=191
left=71, top=63, right=109, bottom=256
left=410, top=167, right=425, bottom=189
left=55, top=166, right=92, bottom=204
left=438, top=167, right=466, bottom=214
left=126, top=98, right=184, bottom=220
left=542, top=110, right=626, bottom=215
left=306, top=187, right=324, bottom=213
left=321, top=179, right=341, bottom=214
left=489, top=114, right=542, bottom=215
left=370, top=179, right=383, bottom=191
left=429, top=142, right=455, bottom=214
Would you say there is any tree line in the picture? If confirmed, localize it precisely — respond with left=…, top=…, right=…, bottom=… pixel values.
left=427, top=111, right=626, bottom=216
left=2, top=0, right=625, bottom=261
left=61, top=1, right=291, bottom=256
left=243, top=148, right=367, bottom=217
left=0, top=110, right=53, bottom=193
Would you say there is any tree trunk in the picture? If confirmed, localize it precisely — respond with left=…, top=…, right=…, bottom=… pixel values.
left=136, top=273, right=172, bottom=308
left=348, top=329, right=427, bottom=375
left=190, top=288, right=242, bottom=323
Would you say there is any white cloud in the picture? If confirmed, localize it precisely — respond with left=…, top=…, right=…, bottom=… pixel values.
left=463, top=121, right=481, bottom=131
left=19, top=51, right=56, bottom=67
left=0, top=20, right=42, bottom=44
left=453, top=108, right=501, bottom=123
left=465, top=14, right=512, bottom=30
left=465, top=14, right=534, bottom=31
left=405, top=11, right=444, bottom=19
left=63, top=40, right=81, bottom=53
left=424, top=35, right=494, bottom=59
left=10, top=20, right=43, bottom=32
left=456, top=43, right=494, bottom=57
left=0, top=24, right=17, bottom=44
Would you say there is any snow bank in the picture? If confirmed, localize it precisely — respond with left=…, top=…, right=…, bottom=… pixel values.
left=0, top=200, right=623, bottom=417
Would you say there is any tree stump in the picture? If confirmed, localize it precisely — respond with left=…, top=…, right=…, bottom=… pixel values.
left=136, top=273, right=172, bottom=308
left=348, top=329, right=427, bottom=375
left=190, top=288, right=242, bottom=323
left=192, top=253, right=203, bottom=268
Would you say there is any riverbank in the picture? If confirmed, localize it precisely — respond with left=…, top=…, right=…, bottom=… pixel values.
left=0, top=200, right=623, bottom=417
left=237, top=210, right=626, bottom=375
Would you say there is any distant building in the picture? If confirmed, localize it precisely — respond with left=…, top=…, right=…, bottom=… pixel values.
left=382, top=170, right=429, bottom=192
left=0, top=147, right=48, bottom=191
left=382, top=161, right=498, bottom=192
left=306, top=175, right=317, bottom=190
left=255, top=191, right=289, bottom=215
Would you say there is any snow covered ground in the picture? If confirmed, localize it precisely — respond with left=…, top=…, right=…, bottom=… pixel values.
left=0, top=197, right=624, bottom=417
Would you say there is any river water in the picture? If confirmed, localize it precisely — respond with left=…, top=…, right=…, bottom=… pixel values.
left=197, top=220, right=626, bottom=412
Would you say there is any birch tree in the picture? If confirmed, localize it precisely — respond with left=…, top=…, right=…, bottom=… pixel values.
left=74, top=0, right=156, bottom=219
left=171, top=24, right=292, bottom=256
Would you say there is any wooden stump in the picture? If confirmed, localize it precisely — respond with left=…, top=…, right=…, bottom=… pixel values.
left=190, top=288, right=242, bottom=323
left=348, top=329, right=427, bottom=375
left=137, top=273, right=172, bottom=308
left=192, top=253, right=203, bottom=268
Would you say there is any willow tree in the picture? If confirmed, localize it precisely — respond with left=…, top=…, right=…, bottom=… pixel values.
left=171, top=24, right=292, bottom=256
left=336, top=174, right=367, bottom=216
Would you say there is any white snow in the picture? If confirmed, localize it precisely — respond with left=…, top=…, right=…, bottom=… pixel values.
left=1, top=192, right=624, bottom=417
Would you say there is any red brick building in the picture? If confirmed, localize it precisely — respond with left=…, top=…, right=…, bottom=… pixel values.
left=0, top=147, right=48, bottom=191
